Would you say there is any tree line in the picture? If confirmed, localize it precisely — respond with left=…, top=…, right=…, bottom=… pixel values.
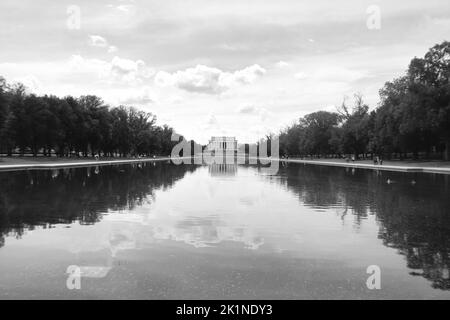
left=0, top=80, right=185, bottom=157
left=279, top=41, right=450, bottom=160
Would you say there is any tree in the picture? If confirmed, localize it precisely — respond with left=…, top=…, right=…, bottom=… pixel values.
left=300, top=111, right=340, bottom=157
left=77, top=95, right=106, bottom=156
left=111, top=106, right=130, bottom=157
left=127, top=107, right=156, bottom=156
left=375, top=41, right=450, bottom=160
left=0, top=77, right=9, bottom=154
left=0, top=76, right=195, bottom=158
left=407, top=41, right=450, bottom=159
left=339, top=94, right=370, bottom=159
left=280, top=123, right=305, bottom=156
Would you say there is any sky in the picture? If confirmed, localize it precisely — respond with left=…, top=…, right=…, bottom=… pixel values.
left=0, top=0, right=449, bottom=144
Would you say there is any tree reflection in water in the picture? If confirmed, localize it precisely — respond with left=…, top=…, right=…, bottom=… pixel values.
left=0, top=161, right=198, bottom=248
left=271, top=162, right=450, bottom=290
left=1, top=161, right=450, bottom=291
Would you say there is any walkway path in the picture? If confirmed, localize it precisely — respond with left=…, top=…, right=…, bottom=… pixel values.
left=0, top=156, right=175, bottom=171
left=275, top=158, right=450, bottom=174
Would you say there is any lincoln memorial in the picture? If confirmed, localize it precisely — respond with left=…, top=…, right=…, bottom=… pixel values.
left=206, top=136, right=238, bottom=154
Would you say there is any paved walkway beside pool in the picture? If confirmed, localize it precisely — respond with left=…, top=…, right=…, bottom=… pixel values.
left=275, top=158, right=450, bottom=174
left=0, top=157, right=176, bottom=171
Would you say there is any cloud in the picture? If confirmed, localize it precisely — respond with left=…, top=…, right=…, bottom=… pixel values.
left=294, top=66, right=368, bottom=83
left=89, top=35, right=118, bottom=54
left=314, top=66, right=367, bottom=82
left=69, top=55, right=108, bottom=74
left=116, top=5, right=135, bottom=13
left=155, top=64, right=266, bottom=94
left=89, top=35, right=108, bottom=48
left=294, top=72, right=307, bottom=80
left=258, top=107, right=271, bottom=121
left=110, top=56, right=153, bottom=81
left=236, top=104, right=271, bottom=121
left=168, top=96, right=183, bottom=104
left=118, top=87, right=156, bottom=105
left=201, top=113, right=224, bottom=136
left=154, top=71, right=173, bottom=87
left=13, top=75, right=43, bottom=94
left=276, top=61, right=289, bottom=68
left=68, top=55, right=153, bottom=84
left=108, top=45, right=118, bottom=53
left=106, top=1, right=136, bottom=14
left=228, top=64, right=266, bottom=84
left=206, top=113, right=218, bottom=125
left=237, top=104, right=259, bottom=114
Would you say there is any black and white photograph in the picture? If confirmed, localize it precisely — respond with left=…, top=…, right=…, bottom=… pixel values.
left=0, top=0, right=450, bottom=311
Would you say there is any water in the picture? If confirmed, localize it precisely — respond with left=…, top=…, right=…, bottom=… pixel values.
left=0, top=161, right=450, bottom=299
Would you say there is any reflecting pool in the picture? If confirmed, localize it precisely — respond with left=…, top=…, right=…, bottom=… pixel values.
left=0, top=161, right=450, bottom=299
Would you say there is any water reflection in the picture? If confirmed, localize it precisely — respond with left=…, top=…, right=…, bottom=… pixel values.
left=273, top=163, right=450, bottom=290
left=208, top=163, right=238, bottom=177
left=0, top=161, right=450, bottom=297
left=0, top=162, right=198, bottom=248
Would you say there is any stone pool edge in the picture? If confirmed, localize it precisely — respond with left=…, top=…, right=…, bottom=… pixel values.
left=0, top=157, right=187, bottom=172
left=266, top=158, right=450, bottom=175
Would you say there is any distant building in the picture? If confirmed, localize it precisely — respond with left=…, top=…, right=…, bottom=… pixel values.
left=206, top=136, right=238, bottom=153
